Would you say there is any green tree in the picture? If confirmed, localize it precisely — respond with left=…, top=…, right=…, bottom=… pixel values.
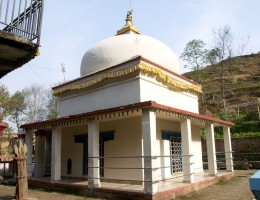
left=9, top=91, right=26, bottom=130
left=205, top=48, right=221, bottom=65
left=0, top=84, right=11, bottom=118
left=46, top=89, right=59, bottom=120
left=180, top=39, right=207, bottom=83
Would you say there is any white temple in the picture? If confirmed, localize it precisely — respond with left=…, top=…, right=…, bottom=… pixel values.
left=21, top=11, right=234, bottom=199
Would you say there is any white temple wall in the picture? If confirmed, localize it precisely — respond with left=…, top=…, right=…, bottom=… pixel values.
left=59, top=76, right=199, bottom=117
left=100, top=117, right=143, bottom=181
left=61, top=126, right=87, bottom=178
left=139, top=76, right=199, bottom=113
left=58, top=117, right=203, bottom=180
left=59, top=78, right=141, bottom=117
left=101, top=117, right=183, bottom=181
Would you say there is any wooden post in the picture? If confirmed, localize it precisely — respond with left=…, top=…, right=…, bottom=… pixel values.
left=14, top=140, right=28, bottom=200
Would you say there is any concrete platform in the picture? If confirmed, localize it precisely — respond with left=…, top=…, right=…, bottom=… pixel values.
left=28, top=171, right=234, bottom=200
left=0, top=31, right=38, bottom=78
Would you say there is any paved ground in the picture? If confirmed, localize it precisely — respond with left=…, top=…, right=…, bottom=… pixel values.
left=0, top=170, right=256, bottom=200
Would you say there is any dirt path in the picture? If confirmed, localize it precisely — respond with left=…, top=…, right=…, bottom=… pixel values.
left=174, top=170, right=256, bottom=200
left=0, top=185, right=104, bottom=200
left=0, top=170, right=256, bottom=200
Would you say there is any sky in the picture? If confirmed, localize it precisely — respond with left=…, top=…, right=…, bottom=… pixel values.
left=1, top=0, right=260, bottom=94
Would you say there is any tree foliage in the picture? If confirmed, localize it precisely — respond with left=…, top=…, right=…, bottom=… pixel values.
left=22, top=84, right=56, bottom=123
left=0, top=84, right=11, bottom=118
left=1, top=83, right=59, bottom=130
left=205, top=48, right=221, bottom=65
left=46, top=92, right=59, bottom=120
left=9, top=91, right=26, bottom=130
left=180, top=25, right=251, bottom=120
left=180, top=39, right=207, bottom=82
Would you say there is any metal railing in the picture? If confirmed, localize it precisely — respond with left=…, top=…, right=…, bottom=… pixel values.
left=86, top=155, right=194, bottom=184
left=203, top=151, right=235, bottom=170
left=0, top=0, right=44, bottom=45
left=26, top=155, right=194, bottom=185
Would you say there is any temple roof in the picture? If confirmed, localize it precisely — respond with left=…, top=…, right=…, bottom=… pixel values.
left=20, top=101, right=234, bottom=130
left=80, top=11, right=179, bottom=76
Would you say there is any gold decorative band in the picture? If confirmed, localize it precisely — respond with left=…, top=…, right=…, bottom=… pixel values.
left=139, top=63, right=202, bottom=94
left=53, top=63, right=202, bottom=95
left=116, top=25, right=140, bottom=35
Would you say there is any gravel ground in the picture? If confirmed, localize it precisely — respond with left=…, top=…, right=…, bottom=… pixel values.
left=0, top=170, right=257, bottom=200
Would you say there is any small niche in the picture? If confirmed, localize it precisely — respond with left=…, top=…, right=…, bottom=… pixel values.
left=67, top=158, right=72, bottom=174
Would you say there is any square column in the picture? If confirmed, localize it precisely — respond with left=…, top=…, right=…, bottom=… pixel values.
left=51, top=127, right=61, bottom=181
left=88, top=120, right=100, bottom=189
left=181, top=119, right=194, bottom=183
left=142, top=110, right=158, bottom=194
left=25, top=130, right=34, bottom=177
left=34, top=135, right=46, bottom=177
left=205, top=123, right=217, bottom=176
left=223, top=127, right=234, bottom=172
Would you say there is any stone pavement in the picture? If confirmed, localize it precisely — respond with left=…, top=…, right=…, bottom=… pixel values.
left=0, top=170, right=256, bottom=200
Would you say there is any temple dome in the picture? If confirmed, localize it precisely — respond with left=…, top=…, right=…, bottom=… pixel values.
left=80, top=12, right=179, bottom=76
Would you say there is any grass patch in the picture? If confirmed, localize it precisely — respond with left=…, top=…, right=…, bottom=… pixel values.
left=214, top=132, right=260, bottom=139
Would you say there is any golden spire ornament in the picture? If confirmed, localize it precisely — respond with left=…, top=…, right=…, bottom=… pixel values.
left=116, top=1, right=140, bottom=35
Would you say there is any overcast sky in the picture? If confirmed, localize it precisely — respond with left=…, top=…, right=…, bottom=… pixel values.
left=1, top=0, right=260, bottom=93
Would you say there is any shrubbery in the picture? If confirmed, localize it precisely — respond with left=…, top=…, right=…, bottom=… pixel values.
left=201, top=110, right=260, bottom=138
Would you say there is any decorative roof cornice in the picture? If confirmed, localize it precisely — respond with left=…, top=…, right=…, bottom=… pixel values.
left=52, top=56, right=199, bottom=91
left=139, top=63, right=202, bottom=94
left=20, top=101, right=234, bottom=130
left=53, top=60, right=202, bottom=96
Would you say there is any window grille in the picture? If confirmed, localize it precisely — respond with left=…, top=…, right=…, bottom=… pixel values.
left=170, top=136, right=182, bottom=173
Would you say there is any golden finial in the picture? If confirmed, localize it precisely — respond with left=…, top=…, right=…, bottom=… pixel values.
left=125, top=10, right=133, bottom=26
left=116, top=9, right=140, bottom=35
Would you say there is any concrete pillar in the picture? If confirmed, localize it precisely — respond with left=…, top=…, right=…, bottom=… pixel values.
left=51, top=127, right=61, bottom=181
left=25, top=130, right=34, bottom=177
left=142, top=110, right=158, bottom=194
left=181, top=118, right=194, bottom=183
left=223, top=127, right=234, bottom=172
left=88, top=120, right=100, bottom=189
left=205, top=123, right=217, bottom=176
left=34, top=135, right=46, bottom=177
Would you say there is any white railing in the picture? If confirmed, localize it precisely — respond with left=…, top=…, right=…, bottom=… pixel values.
left=0, top=0, right=44, bottom=45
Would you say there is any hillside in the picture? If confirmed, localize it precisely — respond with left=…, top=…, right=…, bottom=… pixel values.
left=183, top=53, right=260, bottom=116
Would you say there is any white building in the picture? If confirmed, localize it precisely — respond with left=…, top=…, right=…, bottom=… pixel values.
left=21, top=11, right=234, bottom=199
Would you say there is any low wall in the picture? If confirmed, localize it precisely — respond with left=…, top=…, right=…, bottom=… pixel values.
left=201, top=137, right=260, bottom=154
left=201, top=137, right=260, bottom=169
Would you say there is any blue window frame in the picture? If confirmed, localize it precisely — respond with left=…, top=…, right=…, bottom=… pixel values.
left=161, top=131, right=182, bottom=174
left=74, top=131, right=114, bottom=176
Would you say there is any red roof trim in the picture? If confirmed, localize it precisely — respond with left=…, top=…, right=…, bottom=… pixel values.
left=21, top=101, right=234, bottom=129
left=0, top=123, right=8, bottom=128
left=52, top=56, right=199, bottom=90
left=150, top=101, right=234, bottom=126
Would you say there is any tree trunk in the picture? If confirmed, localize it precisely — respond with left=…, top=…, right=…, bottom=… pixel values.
left=220, top=62, right=227, bottom=118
